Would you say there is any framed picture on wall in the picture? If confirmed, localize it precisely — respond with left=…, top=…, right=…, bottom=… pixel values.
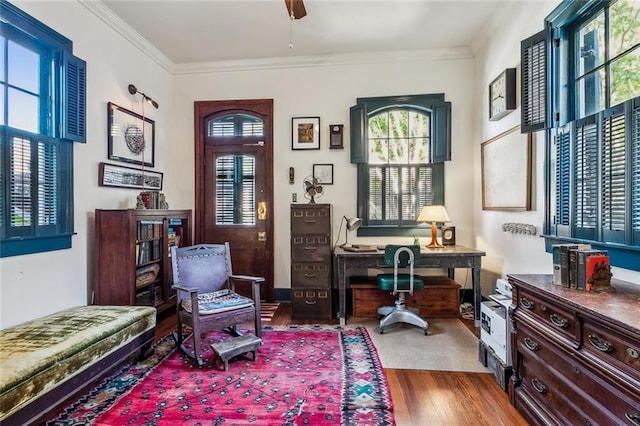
left=108, top=102, right=155, bottom=167
left=291, top=116, right=320, bottom=150
left=98, top=162, right=163, bottom=190
left=481, top=125, right=532, bottom=211
left=313, top=163, right=334, bottom=184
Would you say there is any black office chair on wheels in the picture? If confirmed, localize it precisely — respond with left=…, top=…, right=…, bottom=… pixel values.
left=376, top=245, right=428, bottom=335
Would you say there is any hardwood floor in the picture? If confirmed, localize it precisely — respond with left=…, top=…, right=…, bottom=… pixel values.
left=156, top=304, right=528, bottom=426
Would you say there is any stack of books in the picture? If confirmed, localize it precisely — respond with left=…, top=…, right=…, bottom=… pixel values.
left=552, top=244, right=612, bottom=291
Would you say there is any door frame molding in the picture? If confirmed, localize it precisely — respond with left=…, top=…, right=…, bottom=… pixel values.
left=194, top=99, right=274, bottom=301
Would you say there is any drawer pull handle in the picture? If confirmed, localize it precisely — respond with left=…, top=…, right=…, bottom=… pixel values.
left=520, top=297, right=534, bottom=310
left=524, top=337, right=539, bottom=351
left=550, top=314, right=569, bottom=328
left=304, top=273, right=317, bottom=278
left=305, top=300, right=317, bottom=305
left=304, top=246, right=317, bottom=251
left=588, top=334, right=613, bottom=352
left=531, top=378, right=547, bottom=394
left=625, top=413, right=640, bottom=426
left=628, top=347, right=639, bottom=359
left=304, top=219, right=317, bottom=224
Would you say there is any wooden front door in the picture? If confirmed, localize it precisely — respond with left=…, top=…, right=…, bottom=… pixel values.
left=194, top=99, right=274, bottom=301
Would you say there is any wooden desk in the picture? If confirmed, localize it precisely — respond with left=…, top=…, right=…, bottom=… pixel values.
left=333, top=245, right=486, bottom=327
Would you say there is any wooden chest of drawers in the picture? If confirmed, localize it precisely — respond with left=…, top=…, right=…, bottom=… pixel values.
left=290, top=204, right=332, bottom=320
left=508, top=274, right=640, bottom=426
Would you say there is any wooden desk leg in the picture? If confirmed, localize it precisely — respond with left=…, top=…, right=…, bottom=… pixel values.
left=337, top=256, right=347, bottom=327
left=473, top=263, right=481, bottom=327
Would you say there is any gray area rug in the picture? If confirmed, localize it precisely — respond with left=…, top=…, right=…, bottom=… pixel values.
left=350, top=317, right=491, bottom=373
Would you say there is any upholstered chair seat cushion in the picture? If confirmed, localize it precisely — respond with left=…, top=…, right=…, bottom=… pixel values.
left=180, top=289, right=254, bottom=315
left=377, top=274, right=424, bottom=292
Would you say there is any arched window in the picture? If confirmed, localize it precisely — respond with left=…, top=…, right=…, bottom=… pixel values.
left=350, top=94, right=451, bottom=236
left=208, top=113, right=263, bottom=138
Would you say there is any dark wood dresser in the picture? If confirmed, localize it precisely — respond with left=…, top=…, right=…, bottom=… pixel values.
left=290, top=203, right=332, bottom=320
left=508, top=274, right=640, bottom=425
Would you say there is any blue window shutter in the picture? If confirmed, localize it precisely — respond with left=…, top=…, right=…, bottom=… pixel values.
left=552, top=125, right=571, bottom=237
left=554, top=125, right=571, bottom=237
left=632, top=98, right=640, bottom=246
left=432, top=102, right=451, bottom=162
left=601, top=104, right=626, bottom=244
left=350, top=104, right=366, bottom=163
left=60, top=51, right=86, bottom=143
left=521, top=29, right=548, bottom=133
left=574, top=117, right=598, bottom=240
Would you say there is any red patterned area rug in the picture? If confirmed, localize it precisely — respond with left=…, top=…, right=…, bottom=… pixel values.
left=48, top=325, right=394, bottom=425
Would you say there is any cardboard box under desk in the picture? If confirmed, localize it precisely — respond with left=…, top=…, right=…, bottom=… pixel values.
left=351, top=276, right=461, bottom=318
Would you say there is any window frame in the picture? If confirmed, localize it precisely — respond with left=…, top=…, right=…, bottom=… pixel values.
left=350, top=93, right=451, bottom=237
left=543, top=0, right=640, bottom=271
left=0, top=0, right=85, bottom=257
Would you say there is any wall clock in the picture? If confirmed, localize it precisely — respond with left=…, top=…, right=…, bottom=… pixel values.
left=489, top=68, right=517, bottom=121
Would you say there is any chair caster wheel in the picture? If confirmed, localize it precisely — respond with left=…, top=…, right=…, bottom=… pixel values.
left=424, top=329, right=428, bottom=336
left=380, top=328, right=384, bottom=334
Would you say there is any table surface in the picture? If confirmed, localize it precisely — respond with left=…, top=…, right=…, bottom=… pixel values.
left=334, top=245, right=486, bottom=257
left=333, top=245, right=486, bottom=326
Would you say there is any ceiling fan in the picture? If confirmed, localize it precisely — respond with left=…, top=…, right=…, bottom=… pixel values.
left=285, top=0, right=307, bottom=19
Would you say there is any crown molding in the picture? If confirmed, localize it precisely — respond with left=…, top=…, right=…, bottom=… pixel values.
left=173, top=47, right=474, bottom=75
left=79, top=0, right=175, bottom=73
left=82, top=1, right=473, bottom=76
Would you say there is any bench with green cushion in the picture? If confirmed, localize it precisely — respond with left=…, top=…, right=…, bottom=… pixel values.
left=0, top=305, right=156, bottom=425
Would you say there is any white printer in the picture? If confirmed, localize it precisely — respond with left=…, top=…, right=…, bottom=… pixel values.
left=480, top=278, right=513, bottom=366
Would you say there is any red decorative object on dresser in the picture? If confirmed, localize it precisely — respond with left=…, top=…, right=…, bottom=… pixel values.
left=508, top=274, right=640, bottom=425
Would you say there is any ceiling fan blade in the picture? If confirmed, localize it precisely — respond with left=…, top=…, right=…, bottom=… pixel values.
left=284, top=0, right=307, bottom=19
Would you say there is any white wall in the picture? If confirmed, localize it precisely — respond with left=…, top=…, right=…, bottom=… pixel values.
left=2, top=0, right=638, bottom=328
left=0, top=0, right=175, bottom=328
left=472, top=1, right=640, bottom=290
left=172, top=56, right=478, bottom=292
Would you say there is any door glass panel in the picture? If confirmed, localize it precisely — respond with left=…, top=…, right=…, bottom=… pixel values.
left=208, top=113, right=264, bottom=137
left=215, top=154, right=256, bottom=225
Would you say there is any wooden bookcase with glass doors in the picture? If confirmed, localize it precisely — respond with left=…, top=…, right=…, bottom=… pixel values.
left=93, top=209, right=192, bottom=315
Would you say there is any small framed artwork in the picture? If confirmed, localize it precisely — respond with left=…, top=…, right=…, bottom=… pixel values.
left=292, top=116, right=320, bottom=150
left=313, top=163, right=334, bottom=185
left=329, top=124, right=344, bottom=149
left=108, top=102, right=155, bottom=167
left=99, top=162, right=163, bottom=190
